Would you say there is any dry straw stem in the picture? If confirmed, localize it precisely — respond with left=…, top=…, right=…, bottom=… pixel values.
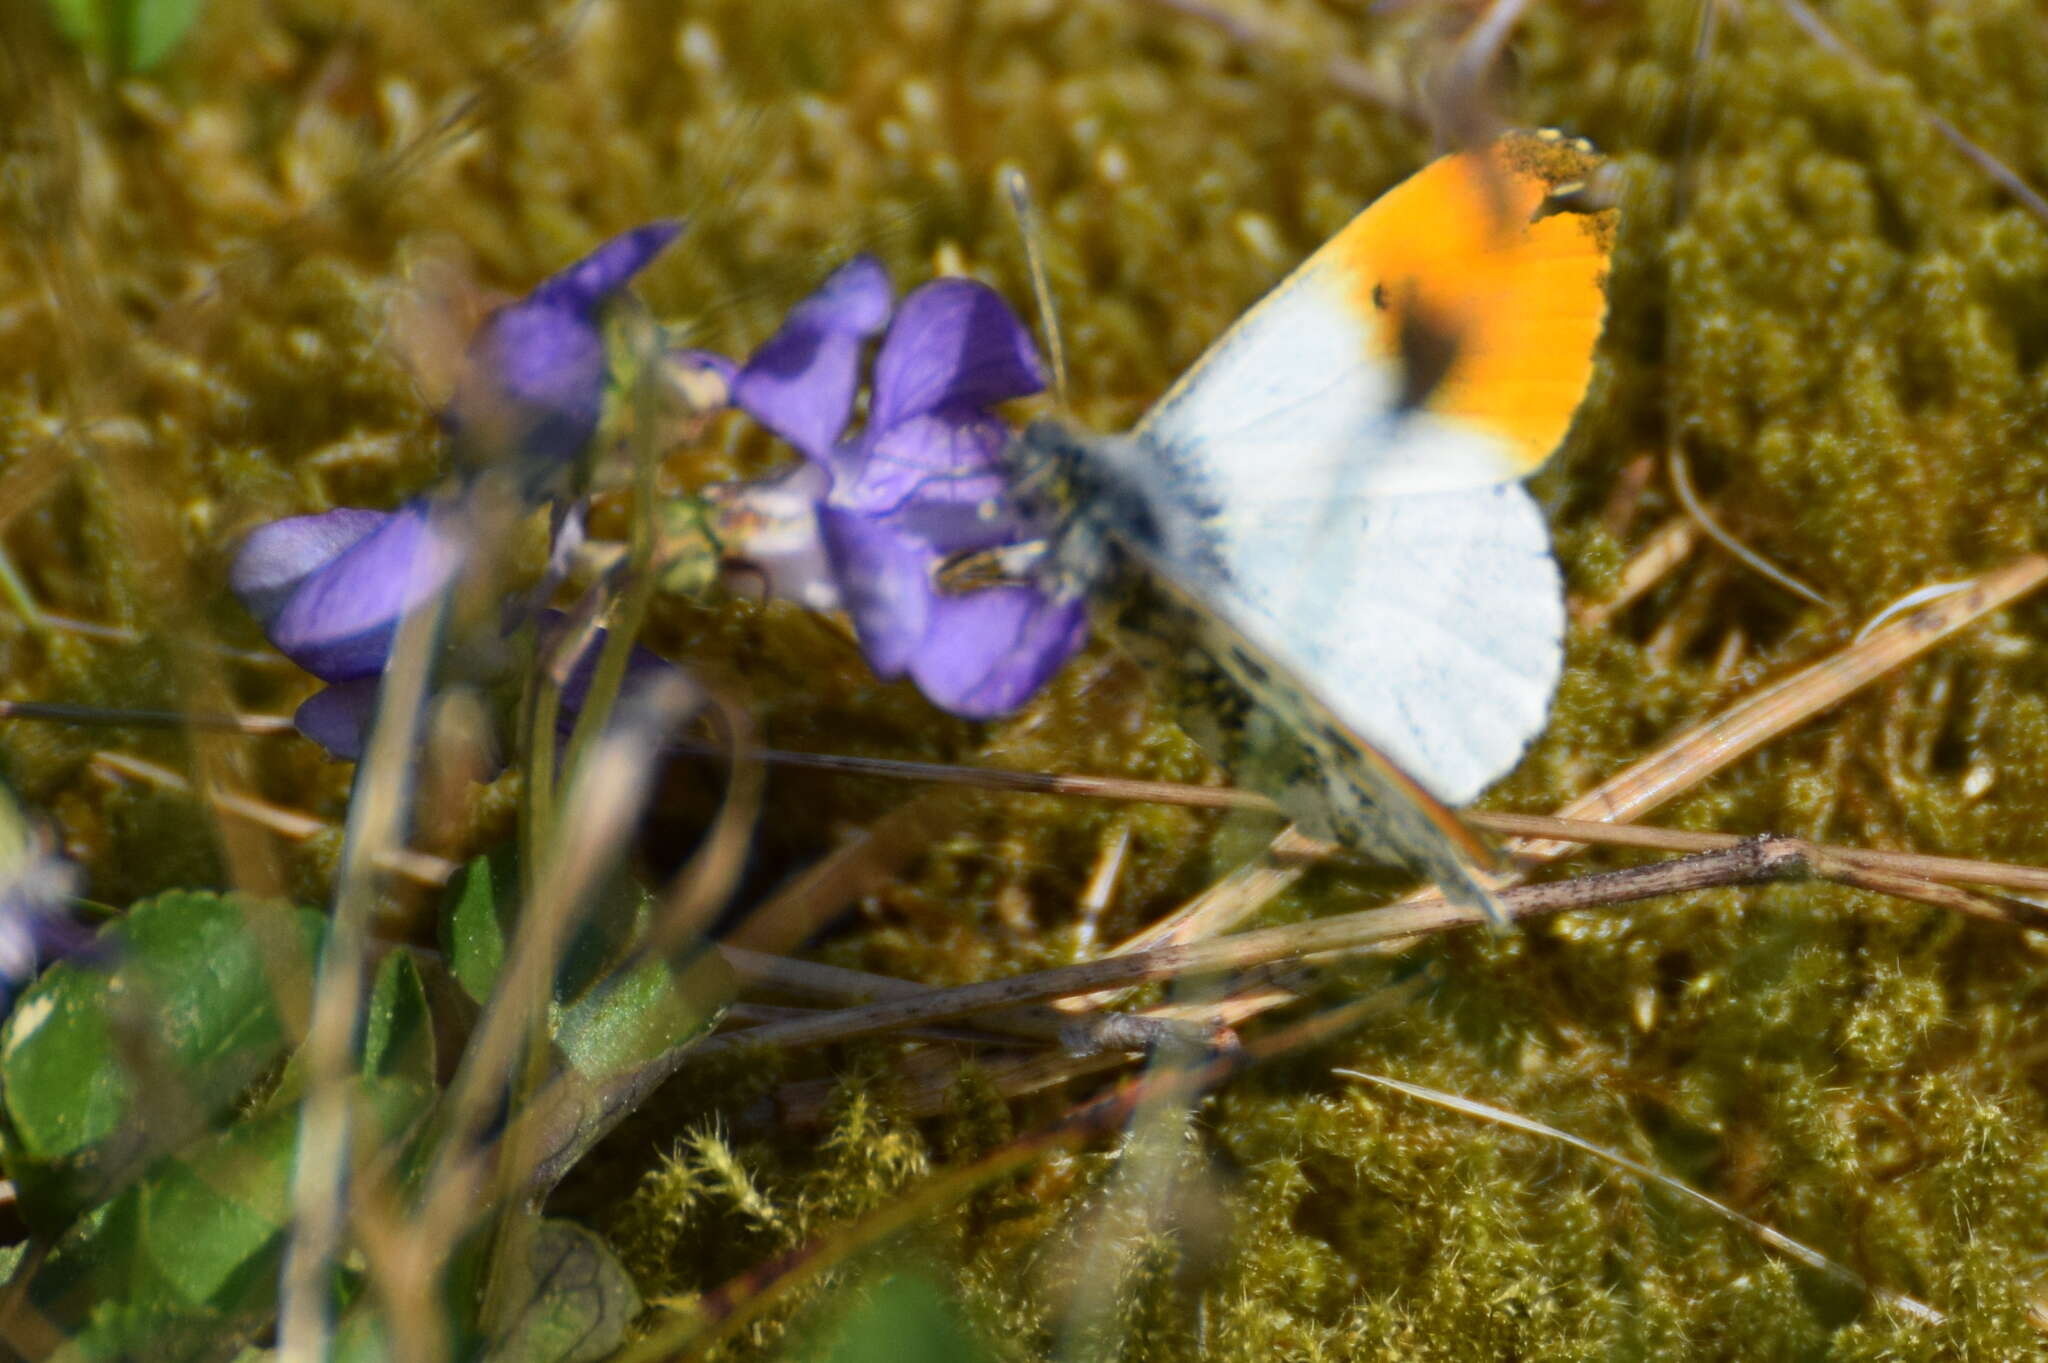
left=1336, top=1070, right=1945, bottom=1327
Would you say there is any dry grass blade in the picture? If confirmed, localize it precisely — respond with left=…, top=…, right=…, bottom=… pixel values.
left=1573, top=514, right=1698, bottom=630
left=1127, top=0, right=1410, bottom=116
left=642, top=694, right=765, bottom=960
left=86, top=749, right=459, bottom=887
left=721, top=788, right=973, bottom=952
left=0, top=433, right=72, bottom=539
left=1772, top=0, right=2048, bottom=228
left=1668, top=446, right=1838, bottom=613
left=1104, top=825, right=1324, bottom=956
left=1509, top=554, right=2048, bottom=862
left=1336, top=1069, right=1945, bottom=1326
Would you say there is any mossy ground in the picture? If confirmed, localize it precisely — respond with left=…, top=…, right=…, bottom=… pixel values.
left=7, top=0, right=2048, bottom=1357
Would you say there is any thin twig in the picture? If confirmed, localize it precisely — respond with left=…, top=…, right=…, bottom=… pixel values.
left=771, top=974, right=1301, bottom=1127
left=688, top=839, right=1991, bottom=1059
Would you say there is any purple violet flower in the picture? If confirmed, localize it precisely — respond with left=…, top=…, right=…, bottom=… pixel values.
left=0, top=793, right=90, bottom=1012
left=230, top=500, right=465, bottom=758
left=231, top=503, right=690, bottom=760
left=231, top=222, right=685, bottom=758
left=232, top=502, right=463, bottom=682
left=445, top=221, right=682, bottom=494
left=710, top=257, right=1089, bottom=718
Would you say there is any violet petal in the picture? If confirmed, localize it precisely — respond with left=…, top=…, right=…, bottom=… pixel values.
left=445, top=221, right=682, bottom=478
left=667, top=348, right=738, bottom=413
left=885, top=497, right=1042, bottom=556
left=528, top=220, right=683, bottom=313
left=816, top=506, right=935, bottom=678
left=731, top=255, right=893, bottom=461
left=268, top=501, right=464, bottom=681
left=869, top=278, right=1046, bottom=431
left=707, top=462, right=842, bottom=612
left=229, top=508, right=389, bottom=629
left=830, top=407, right=1011, bottom=515
left=910, top=585, right=1090, bottom=720
left=293, top=677, right=383, bottom=761
left=0, top=825, right=81, bottom=1001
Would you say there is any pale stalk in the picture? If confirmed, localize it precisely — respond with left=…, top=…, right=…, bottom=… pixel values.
left=276, top=580, right=446, bottom=1363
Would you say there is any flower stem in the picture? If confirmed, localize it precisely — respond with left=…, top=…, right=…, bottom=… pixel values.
left=277, top=563, right=449, bottom=1363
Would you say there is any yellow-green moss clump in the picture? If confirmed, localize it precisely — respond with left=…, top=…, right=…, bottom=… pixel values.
left=8, top=0, right=2048, bottom=1356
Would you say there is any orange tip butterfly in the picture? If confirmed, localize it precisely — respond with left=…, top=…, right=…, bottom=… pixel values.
left=1012, top=130, right=1618, bottom=928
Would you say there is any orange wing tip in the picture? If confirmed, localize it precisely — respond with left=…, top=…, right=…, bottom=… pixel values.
left=1325, top=130, right=1619, bottom=475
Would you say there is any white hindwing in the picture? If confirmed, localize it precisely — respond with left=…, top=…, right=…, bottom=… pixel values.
left=1170, top=479, right=1565, bottom=806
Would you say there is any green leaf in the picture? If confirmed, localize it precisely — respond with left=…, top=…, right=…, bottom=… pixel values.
left=0, top=891, right=324, bottom=1230
left=483, top=1219, right=640, bottom=1363
left=41, top=0, right=112, bottom=59
left=125, top=0, right=201, bottom=68
left=438, top=844, right=676, bottom=1017
left=814, top=1274, right=996, bottom=1363
left=363, top=948, right=435, bottom=1088
left=440, top=850, right=517, bottom=1007
left=553, top=947, right=729, bottom=1082
left=40, top=0, right=205, bottom=71
left=26, top=1103, right=297, bottom=1362
left=20, top=1069, right=435, bottom=1359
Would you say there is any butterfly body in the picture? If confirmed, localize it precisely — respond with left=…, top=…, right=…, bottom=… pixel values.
left=1009, top=131, right=1616, bottom=922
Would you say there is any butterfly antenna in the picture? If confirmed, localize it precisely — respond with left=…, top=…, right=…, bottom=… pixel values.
left=1004, top=166, right=1071, bottom=411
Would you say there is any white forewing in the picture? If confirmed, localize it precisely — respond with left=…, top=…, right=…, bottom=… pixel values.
left=1134, top=264, right=1526, bottom=515
left=1156, top=479, right=1564, bottom=806
left=1134, top=269, right=1394, bottom=506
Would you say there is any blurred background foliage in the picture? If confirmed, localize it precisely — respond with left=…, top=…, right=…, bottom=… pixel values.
left=7, top=0, right=2048, bottom=1356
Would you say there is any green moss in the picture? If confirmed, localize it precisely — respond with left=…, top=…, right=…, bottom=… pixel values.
left=12, top=0, right=2048, bottom=1355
